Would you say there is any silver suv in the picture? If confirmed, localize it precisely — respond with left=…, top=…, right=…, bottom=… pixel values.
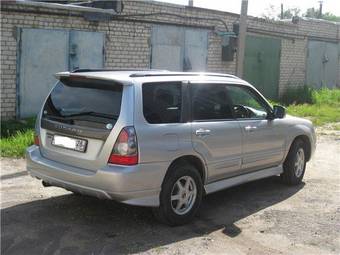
left=27, top=70, right=316, bottom=225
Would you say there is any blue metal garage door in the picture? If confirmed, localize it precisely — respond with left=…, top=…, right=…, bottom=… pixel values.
left=306, top=40, right=339, bottom=89
left=151, top=25, right=208, bottom=72
left=17, top=28, right=104, bottom=118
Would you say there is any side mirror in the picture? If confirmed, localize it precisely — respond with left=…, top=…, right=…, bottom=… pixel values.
left=272, top=105, right=286, bottom=119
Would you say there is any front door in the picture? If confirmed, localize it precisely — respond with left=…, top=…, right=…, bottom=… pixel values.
left=190, top=83, right=242, bottom=182
left=227, top=85, right=286, bottom=171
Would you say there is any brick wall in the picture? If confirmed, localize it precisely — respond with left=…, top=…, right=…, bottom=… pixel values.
left=1, top=1, right=339, bottom=119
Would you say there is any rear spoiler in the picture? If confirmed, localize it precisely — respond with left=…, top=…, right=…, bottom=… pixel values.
left=54, top=72, right=132, bottom=86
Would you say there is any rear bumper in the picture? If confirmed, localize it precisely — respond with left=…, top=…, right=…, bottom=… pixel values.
left=26, top=145, right=165, bottom=207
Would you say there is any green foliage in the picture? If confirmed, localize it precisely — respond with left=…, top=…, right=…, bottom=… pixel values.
left=278, top=7, right=301, bottom=19
left=304, top=8, right=340, bottom=21
left=279, top=85, right=314, bottom=105
left=278, top=87, right=340, bottom=126
left=0, top=130, right=35, bottom=157
left=0, top=118, right=36, bottom=158
left=1, top=118, right=36, bottom=138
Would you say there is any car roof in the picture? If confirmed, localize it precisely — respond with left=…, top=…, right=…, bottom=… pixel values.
left=55, top=69, right=250, bottom=86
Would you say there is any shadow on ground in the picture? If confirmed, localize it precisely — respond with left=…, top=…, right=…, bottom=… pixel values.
left=1, top=176, right=304, bottom=255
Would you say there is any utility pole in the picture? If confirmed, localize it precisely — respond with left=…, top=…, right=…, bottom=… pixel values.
left=236, top=0, right=248, bottom=78
left=318, top=1, right=323, bottom=18
left=281, top=3, right=284, bottom=19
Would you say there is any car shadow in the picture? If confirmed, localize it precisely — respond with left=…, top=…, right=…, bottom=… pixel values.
left=1, top=176, right=304, bottom=255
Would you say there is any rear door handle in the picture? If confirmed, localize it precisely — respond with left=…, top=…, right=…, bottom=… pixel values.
left=195, top=128, right=211, bottom=137
left=244, top=126, right=257, bottom=132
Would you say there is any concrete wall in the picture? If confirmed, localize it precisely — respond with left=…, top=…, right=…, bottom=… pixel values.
left=1, top=1, right=339, bottom=119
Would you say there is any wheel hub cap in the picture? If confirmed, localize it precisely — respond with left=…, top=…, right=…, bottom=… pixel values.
left=294, top=148, right=305, bottom=178
left=170, top=176, right=197, bottom=215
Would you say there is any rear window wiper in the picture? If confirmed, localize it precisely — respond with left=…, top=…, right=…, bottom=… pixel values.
left=62, top=111, right=118, bottom=119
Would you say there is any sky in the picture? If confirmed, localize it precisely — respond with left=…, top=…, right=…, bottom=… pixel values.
left=156, top=0, right=340, bottom=17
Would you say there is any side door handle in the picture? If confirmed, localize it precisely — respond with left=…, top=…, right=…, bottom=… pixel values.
left=244, top=125, right=257, bottom=132
left=195, top=128, right=211, bottom=137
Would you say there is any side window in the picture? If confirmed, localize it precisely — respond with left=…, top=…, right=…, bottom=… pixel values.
left=227, top=85, right=269, bottom=119
left=142, top=82, right=182, bottom=124
left=192, top=84, right=233, bottom=121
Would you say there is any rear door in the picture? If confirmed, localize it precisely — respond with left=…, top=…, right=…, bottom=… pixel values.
left=227, top=85, right=286, bottom=171
left=39, top=77, right=130, bottom=171
left=190, top=82, right=242, bottom=182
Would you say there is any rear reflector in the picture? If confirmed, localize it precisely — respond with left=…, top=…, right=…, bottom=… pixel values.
left=34, top=135, right=40, bottom=146
left=108, top=127, right=138, bottom=165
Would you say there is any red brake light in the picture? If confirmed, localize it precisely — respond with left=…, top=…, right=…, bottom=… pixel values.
left=34, top=135, right=40, bottom=146
left=108, top=127, right=138, bottom=165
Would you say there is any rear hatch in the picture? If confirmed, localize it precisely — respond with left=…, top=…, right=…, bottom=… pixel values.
left=39, top=75, right=126, bottom=171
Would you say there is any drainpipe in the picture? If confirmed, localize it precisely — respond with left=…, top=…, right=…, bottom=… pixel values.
left=236, top=0, right=248, bottom=78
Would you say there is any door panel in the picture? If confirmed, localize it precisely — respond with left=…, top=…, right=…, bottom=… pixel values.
left=192, top=121, right=242, bottom=182
left=18, top=28, right=69, bottom=118
left=18, top=28, right=105, bottom=118
left=69, top=30, right=104, bottom=70
left=244, top=35, right=281, bottom=100
left=184, top=29, right=208, bottom=71
left=238, top=120, right=285, bottom=170
left=151, top=25, right=184, bottom=71
left=190, top=83, right=242, bottom=182
left=306, top=40, right=338, bottom=89
left=151, top=25, right=208, bottom=72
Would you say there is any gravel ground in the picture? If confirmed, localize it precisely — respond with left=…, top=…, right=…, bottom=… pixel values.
left=1, top=135, right=339, bottom=255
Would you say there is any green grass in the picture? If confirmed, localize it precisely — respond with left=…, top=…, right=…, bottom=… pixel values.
left=277, top=87, right=340, bottom=126
left=0, top=118, right=35, bottom=158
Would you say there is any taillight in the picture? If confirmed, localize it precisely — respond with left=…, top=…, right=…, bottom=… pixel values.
left=34, top=135, right=40, bottom=146
left=108, top=126, right=138, bottom=165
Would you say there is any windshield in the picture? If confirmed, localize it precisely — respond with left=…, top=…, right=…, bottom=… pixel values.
left=43, top=80, right=123, bottom=121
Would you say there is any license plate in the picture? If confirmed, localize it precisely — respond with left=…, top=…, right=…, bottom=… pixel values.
left=52, top=135, right=87, bottom=152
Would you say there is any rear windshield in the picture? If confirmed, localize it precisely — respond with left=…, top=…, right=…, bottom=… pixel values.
left=43, top=80, right=122, bottom=123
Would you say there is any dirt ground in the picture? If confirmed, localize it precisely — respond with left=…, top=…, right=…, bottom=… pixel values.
left=1, top=134, right=339, bottom=255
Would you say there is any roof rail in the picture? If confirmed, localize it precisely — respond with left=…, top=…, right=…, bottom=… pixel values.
left=129, top=72, right=240, bottom=79
left=72, top=68, right=168, bottom=73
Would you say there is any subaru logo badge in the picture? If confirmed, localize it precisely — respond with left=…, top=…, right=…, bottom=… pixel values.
left=106, top=123, right=113, bottom=130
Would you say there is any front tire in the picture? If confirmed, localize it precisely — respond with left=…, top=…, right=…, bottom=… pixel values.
left=281, top=139, right=306, bottom=185
left=153, top=163, right=203, bottom=226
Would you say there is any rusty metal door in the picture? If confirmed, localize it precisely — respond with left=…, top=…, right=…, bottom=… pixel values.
left=17, top=28, right=104, bottom=118
left=151, top=25, right=208, bottom=71
left=244, top=35, right=281, bottom=100
left=306, top=40, right=339, bottom=88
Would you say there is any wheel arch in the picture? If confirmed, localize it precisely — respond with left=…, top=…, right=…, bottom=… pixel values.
left=290, top=135, right=312, bottom=162
left=163, top=155, right=207, bottom=186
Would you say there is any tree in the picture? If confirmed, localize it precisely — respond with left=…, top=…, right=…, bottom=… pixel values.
left=279, top=7, right=301, bottom=19
left=304, top=7, right=340, bottom=22
left=304, top=7, right=320, bottom=18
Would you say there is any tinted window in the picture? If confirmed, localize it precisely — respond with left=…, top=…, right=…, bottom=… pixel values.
left=44, top=81, right=122, bottom=122
left=192, top=84, right=233, bottom=121
left=143, top=82, right=182, bottom=124
left=227, top=86, right=269, bottom=119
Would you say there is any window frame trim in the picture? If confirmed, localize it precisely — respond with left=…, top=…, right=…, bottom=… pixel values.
left=227, top=84, right=274, bottom=121
left=141, top=81, right=186, bottom=124
left=188, top=82, right=236, bottom=122
left=188, top=81, right=274, bottom=122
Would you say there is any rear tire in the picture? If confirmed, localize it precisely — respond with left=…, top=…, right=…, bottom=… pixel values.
left=281, top=139, right=306, bottom=185
left=153, top=163, right=203, bottom=226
